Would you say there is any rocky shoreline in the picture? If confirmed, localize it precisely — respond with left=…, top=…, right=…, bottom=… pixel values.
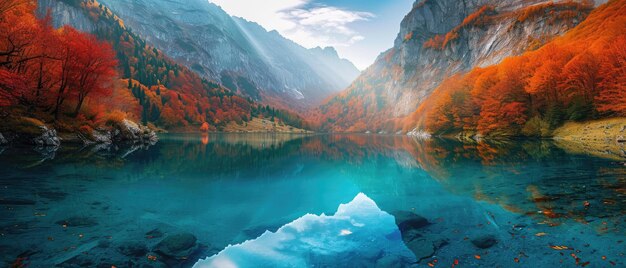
left=75, top=119, right=158, bottom=147
left=0, top=117, right=158, bottom=154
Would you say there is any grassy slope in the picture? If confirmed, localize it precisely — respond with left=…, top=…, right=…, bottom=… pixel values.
left=553, top=118, right=626, bottom=160
left=222, top=117, right=313, bottom=133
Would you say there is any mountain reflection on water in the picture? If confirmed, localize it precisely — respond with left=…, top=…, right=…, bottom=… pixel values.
left=0, top=134, right=624, bottom=267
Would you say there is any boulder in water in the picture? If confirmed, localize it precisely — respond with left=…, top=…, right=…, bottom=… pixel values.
left=471, top=234, right=497, bottom=249
left=155, top=233, right=198, bottom=259
left=391, top=211, right=430, bottom=233
left=118, top=242, right=148, bottom=257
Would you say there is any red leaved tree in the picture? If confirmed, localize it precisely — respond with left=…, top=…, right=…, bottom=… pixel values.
left=66, top=29, right=118, bottom=116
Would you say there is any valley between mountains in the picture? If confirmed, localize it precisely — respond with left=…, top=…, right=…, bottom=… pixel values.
left=0, top=0, right=624, bottom=158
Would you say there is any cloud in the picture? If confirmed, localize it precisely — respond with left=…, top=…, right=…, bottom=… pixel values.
left=281, top=5, right=374, bottom=48
left=209, top=0, right=373, bottom=49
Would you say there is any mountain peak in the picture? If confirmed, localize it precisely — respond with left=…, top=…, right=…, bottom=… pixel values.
left=77, top=0, right=360, bottom=111
left=310, top=46, right=340, bottom=58
left=316, top=0, right=593, bottom=132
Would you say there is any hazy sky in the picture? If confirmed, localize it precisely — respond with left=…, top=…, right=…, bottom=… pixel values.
left=209, top=0, right=414, bottom=70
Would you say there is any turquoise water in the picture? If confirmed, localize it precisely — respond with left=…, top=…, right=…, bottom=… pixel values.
left=0, top=134, right=624, bottom=267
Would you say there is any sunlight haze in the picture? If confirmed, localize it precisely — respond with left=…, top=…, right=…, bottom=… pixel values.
left=209, top=0, right=414, bottom=70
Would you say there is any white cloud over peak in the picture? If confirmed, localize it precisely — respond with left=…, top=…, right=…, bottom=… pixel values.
left=281, top=6, right=374, bottom=48
left=209, top=0, right=373, bottom=49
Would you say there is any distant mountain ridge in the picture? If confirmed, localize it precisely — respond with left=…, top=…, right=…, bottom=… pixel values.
left=315, top=0, right=594, bottom=132
left=86, top=0, right=360, bottom=112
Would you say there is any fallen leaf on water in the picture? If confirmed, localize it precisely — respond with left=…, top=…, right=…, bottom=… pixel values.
left=474, top=255, right=481, bottom=260
left=550, top=245, right=569, bottom=250
left=581, top=261, right=590, bottom=267
left=454, top=259, right=459, bottom=265
left=571, top=253, right=581, bottom=265
left=602, top=256, right=607, bottom=260
left=147, top=255, right=157, bottom=261
left=427, top=263, right=434, bottom=267
left=514, top=257, right=519, bottom=263
left=535, top=232, right=548, bottom=237
left=603, top=199, right=616, bottom=205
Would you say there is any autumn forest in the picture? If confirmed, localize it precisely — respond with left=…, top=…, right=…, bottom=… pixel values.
left=406, top=1, right=626, bottom=137
left=1, top=0, right=626, bottom=267
left=0, top=0, right=307, bottom=143
left=0, top=0, right=625, bottom=139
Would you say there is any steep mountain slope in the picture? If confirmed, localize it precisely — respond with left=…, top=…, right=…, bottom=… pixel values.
left=404, top=0, right=626, bottom=137
left=36, top=0, right=309, bottom=131
left=89, top=0, right=360, bottom=112
left=315, top=0, right=593, bottom=132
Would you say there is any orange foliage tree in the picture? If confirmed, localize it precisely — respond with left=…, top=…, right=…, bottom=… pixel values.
left=595, top=36, right=626, bottom=115
left=65, top=28, right=117, bottom=116
left=406, top=0, right=626, bottom=137
left=1, top=1, right=119, bottom=123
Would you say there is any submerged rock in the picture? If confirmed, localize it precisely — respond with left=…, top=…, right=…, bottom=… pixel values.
left=145, top=228, right=164, bottom=239
left=0, top=198, right=36, bottom=205
left=55, top=217, right=98, bottom=228
left=155, top=233, right=198, bottom=259
left=0, top=222, right=36, bottom=235
left=58, top=254, right=95, bottom=267
left=471, top=234, right=498, bottom=249
left=391, top=211, right=430, bottom=233
left=118, top=242, right=148, bottom=257
left=97, top=239, right=111, bottom=249
left=37, top=191, right=68, bottom=201
left=405, top=238, right=435, bottom=261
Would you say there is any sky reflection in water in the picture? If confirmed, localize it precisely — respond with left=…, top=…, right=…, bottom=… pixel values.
left=0, top=134, right=624, bottom=267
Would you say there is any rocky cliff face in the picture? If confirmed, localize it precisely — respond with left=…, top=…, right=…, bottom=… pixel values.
left=48, top=0, right=359, bottom=111
left=37, top=0, right=95, bottom=32
left=317, top=0, right=593, bottom=132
